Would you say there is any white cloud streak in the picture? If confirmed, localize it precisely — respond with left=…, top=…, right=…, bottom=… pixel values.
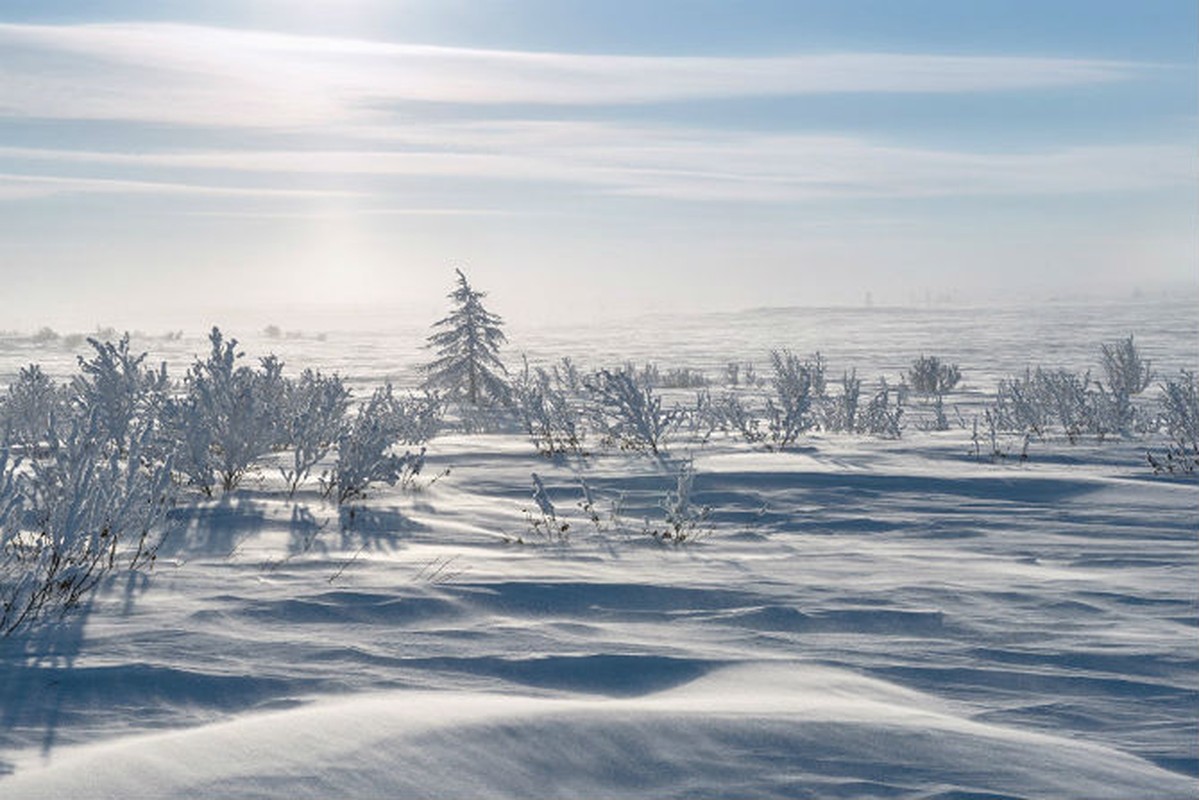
left=1, top=128, right=1191, bottom=204
left=0, top=22, right=1183, bottom=207
left=0, top=171, right=365, bottom=200
left=0, top=22, right=1147, bottom=128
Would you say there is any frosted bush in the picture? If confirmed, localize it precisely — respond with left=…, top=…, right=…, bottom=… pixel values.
left=708, top=391, right=764, bottom=444
left=1100, top=335, right=1152, bottom=433
left=552, top=357, right=582, bottom=394
left=765, top=350, right=818, bottom=448
left=29, top=327, right=59, bottom=345
left=989, top=339, right=1155, bottom=443
left=328, top=385, right=426, bottom=504
left=279, top=369, right=351, bottom=496
left=1, top=364, right=66, bottom=450
left=908, top=355, right=960, bottom=431
left=859, top=377, right=904, bottom=438
left=993, top=369, right=1052, bottom=437
left=827, top=369, right=863, bottom=433
left=685, top=388, right=721, bottom=443
left=512, top=359, right=583, bottom=456
left=724, top=362, right=740, bottom=387
left=390, top=391, right=443, bottom=445
left=991, top=364, right=1128, bottom=443
left=1036, top=368, right=1105, bottom=443
left=1148, top=370, right=1198, bottom=474
left=648, top=460, right=711, bottom=543
left=255, top=354, right=290, bottom=449
left=71, top=334, right=171, bottom=455
left=657, top=367, right=709, bottom=389
left=908, top=355, right=961, bottom=396
left=587, top=368, right=679, bottom=454
left=174, top=328, right=285, bottom=494
left=512, top=465, right=712, bottom=545
left=520, top=472, right=569, bottom=543
left=1, top=412, right=174, bottom=636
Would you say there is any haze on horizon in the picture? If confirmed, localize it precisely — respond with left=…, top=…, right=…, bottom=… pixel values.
left=0, top=0, right=1195, bottom=333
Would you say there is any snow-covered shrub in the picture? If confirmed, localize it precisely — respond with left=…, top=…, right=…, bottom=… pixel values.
left=825, top=369, right=862, bottom=433
left=765, top=350, right=819, bottom=448
left=519, top=472, right=570, bottom=543
left=908, top=355, right=960, bottom=431
left=647, top=460, right=711, bottom=543
left=423, top=269, right=511, bottom=408
left=987, top=340, right=1150, bottom=442
left=990, top=365, right=1127, bottom=443
left=622, top=361, right=659, bottom=389
left=657, top=367, right=709, bottom=389
left=71, top=334, right=171, bottom=455
left=29, top=327, right=59, bottom=345
left=587, top=368, right=679, bottom=454
left=1, top=364, right=66, bottom=450
left=388, top=390, right=443, bottom=445
left=711, top=391, right=764, bottom=444
left=743, top=361, right=758, bottom=387
left=993, top=369, right=1052, bottom=437
left=174, top=328, right=285, bottom=494
left=512, top=359, right=583, bottom=456
left=513, top=465, right=711, bottom=545
left=1036, top=368, right=1107, bottom=443
left=0, top=446, right=23, bottom=570
left=255, top=354, right=290, bottom=449
left=553, top=357, right=582, bottom=395
left=724, top=362, right=741, bottom=388
left=859, top=377, right=904, bottom=438
left=685, top=388, right=721, bottom=444
left=279, top=369, right=351, bottom=496
left=1100, top=335, right=1152, bottom=433
left=328, top=385, right=426, bottom=504
left=908, top=355, right=961, bottom=396
left=1148, top=370, right=1198, bottom=474
left=1, top=413, right=173, bottom=636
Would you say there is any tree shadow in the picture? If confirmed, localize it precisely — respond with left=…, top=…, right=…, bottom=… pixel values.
left=157, top=493, right=267, bottom=561
left=0, top=595, right=93, bottom=773
left=336, top=502, right=430, bottom=553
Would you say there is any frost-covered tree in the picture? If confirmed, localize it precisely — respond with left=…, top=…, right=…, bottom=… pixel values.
left=908, top=355, right=961, bottom=431
left=0, top=364, right=66, bottom=449
left=1, top=412, right=174, bottom=636
left=327, top=385, right=426, bottom=504
left=587, top=368, right=679, bottom=454
left=423, top=269, right=510, bottom=407
left=71, top=334, right=171, bottom=455
left=279, top=369, right=351, bottom=496
left=1100, top=335, right=1152, bottom=433
left=173, top=327, right=284, bottom=494
left=765, top=350, right=820, bottom=448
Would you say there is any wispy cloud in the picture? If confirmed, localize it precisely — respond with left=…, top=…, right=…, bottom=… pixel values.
left=1, top=128, right=1190, bottom=204
left=0, top=22, right=1183, bottom=208
left=0, top=22, right=1148, bottom=128
left=0, top=171, right=365, bottom=200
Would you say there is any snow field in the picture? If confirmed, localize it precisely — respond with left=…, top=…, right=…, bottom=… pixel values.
left=1, top=300, right=1196, bottom=798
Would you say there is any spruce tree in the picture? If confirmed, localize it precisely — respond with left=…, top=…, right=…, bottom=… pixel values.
left=423, top=269, right=510, bottom=406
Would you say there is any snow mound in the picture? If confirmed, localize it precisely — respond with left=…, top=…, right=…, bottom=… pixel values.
left=6, top=663, right=1192, bottom=799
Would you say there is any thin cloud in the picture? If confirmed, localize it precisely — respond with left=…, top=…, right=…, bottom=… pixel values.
left=1, top=129, right=1190, bottom=204
left=0, top=172, right=366, bottom=200
left=0, top=22, right=1149, bottom=129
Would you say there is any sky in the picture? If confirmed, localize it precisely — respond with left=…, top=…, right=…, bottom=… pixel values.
left=0, top=0, right=1195, bottom=330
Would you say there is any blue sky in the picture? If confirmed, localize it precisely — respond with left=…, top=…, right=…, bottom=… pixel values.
left=0, top=1, right=1194, bottom=329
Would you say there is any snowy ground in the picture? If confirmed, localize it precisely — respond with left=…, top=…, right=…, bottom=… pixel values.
left=1, top=299, right=1196, bottom=799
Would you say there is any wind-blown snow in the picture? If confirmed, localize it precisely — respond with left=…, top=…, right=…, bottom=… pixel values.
left=1, top=299, right=1196, bottom=799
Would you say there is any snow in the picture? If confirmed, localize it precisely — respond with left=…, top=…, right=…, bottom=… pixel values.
left=1, top=299, right=1196, bottom=799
